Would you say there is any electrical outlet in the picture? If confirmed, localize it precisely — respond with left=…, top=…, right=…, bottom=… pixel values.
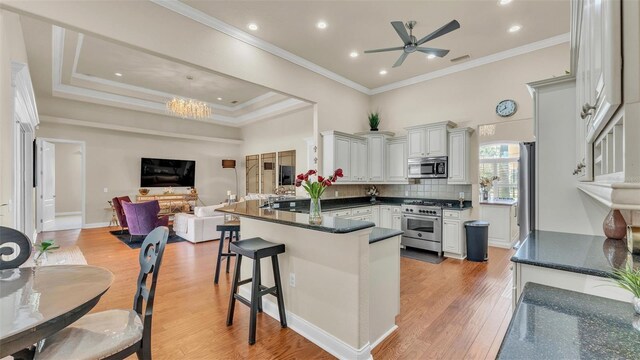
left=289, top=273, right=296, bottom=287
left=289, top=202, right=296, bottom=207
left=104, top=188, right=108, bottom=193
left=335, top=190, right=339, bottom=197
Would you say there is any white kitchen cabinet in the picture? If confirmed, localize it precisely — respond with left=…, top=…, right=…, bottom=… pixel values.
left=350, top=139, right=368, bottom=182
left=447, top=127, right=473, bottom=185
left=321, top=131, right=367, bottom=183
left=480, top=203, right=519, bottom=249
left=575, top=0, right=621, bottom=142
left=385, top=136, right=407, bottom=182
left=442, top=209, right=470, bottom=259
left=405, top=121, right=455, bottom=158
left=379, top=205, right=401, bottom=230
left=371, top=205, right=380, bottom=226
left=364, top=134, right=386, bottom=182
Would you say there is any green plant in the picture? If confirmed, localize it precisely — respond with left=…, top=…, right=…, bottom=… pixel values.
left=35, top=239, right=59, bottom=259
left=368, top=111, right=380, bottom=130
left=611, top=264, right=640, bottom=297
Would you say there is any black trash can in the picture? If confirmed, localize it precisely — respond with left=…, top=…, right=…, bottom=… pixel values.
left=465, top=220, right=490, bottom=262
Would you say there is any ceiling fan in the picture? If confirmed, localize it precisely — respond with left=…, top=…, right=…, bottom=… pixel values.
left=364, top=20, right=460, bottom=68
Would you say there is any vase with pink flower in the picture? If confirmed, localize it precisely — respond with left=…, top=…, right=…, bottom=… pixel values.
left=295, top=168, right=344, bottom=225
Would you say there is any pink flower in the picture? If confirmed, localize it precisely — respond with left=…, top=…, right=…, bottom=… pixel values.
left=295, top=179, right=302, bottom=187
left=296, top=173, right=304, bottom=180
left=318, top=176, right=325, bottom=183
left=333, top=168, right=344, bottom=178
left=306, top=169, right=317, bottom=176
left=323, top=179, right=332, bottom=187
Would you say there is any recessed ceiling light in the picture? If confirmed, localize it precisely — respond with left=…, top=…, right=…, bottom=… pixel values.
left=379, top=69, right=387, bottom=75
left=508, top=24, right=522, bottom=33
left=114, top=72, right=123, bottom=77
left=217, top=97, right=223, bottom=101
left=427, top=54, right=436, bottom=60
left=499, top=0, right=512, bottom=5
left=247, top=23, right=258, bottom=31
left=316, top=21, right=327, bottom=29
left=349, top=51, right=359, bottom=58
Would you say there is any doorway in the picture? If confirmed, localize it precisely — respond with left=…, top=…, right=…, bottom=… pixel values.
left=36, top=138, right=86, bottom=232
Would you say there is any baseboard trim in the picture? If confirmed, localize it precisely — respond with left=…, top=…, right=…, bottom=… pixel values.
left=370, top=324, right=398, bottom=350
left=55, top=211, right=82, bottom=216
left=83, top=222, right=110, bottom=229
left=238, top=287, right=372, bottom=360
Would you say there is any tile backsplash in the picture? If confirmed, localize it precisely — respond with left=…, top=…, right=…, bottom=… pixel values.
left=324, top=179, right=472, bottom=201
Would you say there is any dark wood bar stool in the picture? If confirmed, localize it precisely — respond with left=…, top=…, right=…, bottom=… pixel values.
left=214, top=224, right=240, bottom=284
left=227, top=237, right=287, bottom=345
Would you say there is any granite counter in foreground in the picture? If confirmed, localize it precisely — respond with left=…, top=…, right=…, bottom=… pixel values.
left=217, top=200, right=375, bottom=234
left=511, top=230, right=637, bottom=278
left=497, top=282, right=640, bottom=359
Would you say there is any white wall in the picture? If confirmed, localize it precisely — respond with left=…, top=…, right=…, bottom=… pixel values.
left=36, top=122, right=242, bottom=226
left=0, top=10, right=29, bottom=227
left=241, top=106, right=314, bottom=195
left=54, top=142, right=82, bottom=214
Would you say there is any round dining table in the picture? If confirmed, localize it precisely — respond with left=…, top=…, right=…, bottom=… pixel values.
left=0, top=265, right=114, bottom=357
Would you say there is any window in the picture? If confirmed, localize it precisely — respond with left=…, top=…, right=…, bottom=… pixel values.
left=479, top=143, right=520, bottom=200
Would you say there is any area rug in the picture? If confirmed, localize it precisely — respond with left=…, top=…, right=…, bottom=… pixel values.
left=400, top=247, right=445, bottom=264
left=21, top=246, right=88, bottom=267
left=110, top=230, right=187, bottom=249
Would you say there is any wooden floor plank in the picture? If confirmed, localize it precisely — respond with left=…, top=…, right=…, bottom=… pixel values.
left=39, top=227, right=514, bottom=359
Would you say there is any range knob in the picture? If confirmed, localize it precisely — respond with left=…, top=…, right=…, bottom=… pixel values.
left=410, top=209, right=414, bottom=212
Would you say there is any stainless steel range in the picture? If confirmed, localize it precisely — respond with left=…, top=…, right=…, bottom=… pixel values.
left=401, top=200, right=442, bottom=256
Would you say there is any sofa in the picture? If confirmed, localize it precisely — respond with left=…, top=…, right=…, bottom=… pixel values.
left=174, top=205, right=227, bottom=243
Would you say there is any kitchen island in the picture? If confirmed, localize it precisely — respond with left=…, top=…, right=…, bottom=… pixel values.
left=218, top=200, right=402, bottom=359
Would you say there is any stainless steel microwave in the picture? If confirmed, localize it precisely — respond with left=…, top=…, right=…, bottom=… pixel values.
left=408, top=156, right=448, bottom=179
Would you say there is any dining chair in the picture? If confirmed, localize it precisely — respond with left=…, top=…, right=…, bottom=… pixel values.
left=0, top=226, right=32, bottom=270
left=35, top=226, right=169, bottom=360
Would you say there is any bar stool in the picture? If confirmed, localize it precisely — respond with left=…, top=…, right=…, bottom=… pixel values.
left=214, top=224, right=240, bottom=284
left=226, top=237, right=287, bottom=345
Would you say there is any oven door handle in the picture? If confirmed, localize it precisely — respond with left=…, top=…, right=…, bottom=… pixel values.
left=402, top=214, right=441, bottom=222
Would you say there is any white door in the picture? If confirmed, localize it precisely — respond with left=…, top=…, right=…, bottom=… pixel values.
left=42, top=141, right=56, bottom=229
left=386, top=141, right=407, bottom=181
left=335, top=137, right=351, bottom=181
left=448, top=132, right=465, bottom=183
left=443, top=219, right=461, bottom=254
left=407, top=129, right=425, bottom=158
left=358, top=140, right=368, bottom=182
left=426, top=126, right=446, bottom=156
left=368, top=136, right=384, bottom=182
left=391, top=214, right=402, bottom=231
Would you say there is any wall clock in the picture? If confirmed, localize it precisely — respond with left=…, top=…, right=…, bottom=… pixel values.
left=496, top=99, right=517, bottom=117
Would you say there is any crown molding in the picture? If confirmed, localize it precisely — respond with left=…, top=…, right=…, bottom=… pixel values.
left=369, top=33, right=571, bottom=95
left=150, top=0, right=570, bottom=96
left=39, top=115, right=244, bottom=145
left=149, top=0, right=371, bottom=94
left=52, top=26, right=306, bottom=127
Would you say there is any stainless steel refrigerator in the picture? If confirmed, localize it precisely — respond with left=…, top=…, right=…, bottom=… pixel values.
left=518, top=142, right=535, bottom=241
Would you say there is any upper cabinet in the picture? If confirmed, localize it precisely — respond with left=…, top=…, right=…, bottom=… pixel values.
left=448, top=128, right=474, bottom=185
left=359, top=132, right=393, bottom=182
left=405, top=121, right=455, bottom=158
left=385, top=136, right=407, bottom=182
left=322, top=131, right=367, bottom=182
left=575, top=0, right=621, bottom=142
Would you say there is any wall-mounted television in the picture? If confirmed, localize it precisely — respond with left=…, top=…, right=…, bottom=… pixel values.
left=140, top=158, right=196, bottom=187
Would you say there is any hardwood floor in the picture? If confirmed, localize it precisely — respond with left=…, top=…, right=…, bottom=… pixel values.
left=40, top=227, right=514, bottom=359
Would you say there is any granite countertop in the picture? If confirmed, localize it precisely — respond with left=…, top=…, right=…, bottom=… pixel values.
left=497, top=282, right=640, bottom=359
left=479, top=199, right=518, bottom=206
left=271, top=196, right=473, bottom=212
left=511, top=230, right=638, bottom=278
left=369, top=227, right=403, bottom=244
left=218, top=200, right=375, bottom=234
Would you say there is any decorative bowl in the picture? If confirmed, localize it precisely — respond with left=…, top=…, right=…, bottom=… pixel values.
left=139, top=188, right=150, bottom=195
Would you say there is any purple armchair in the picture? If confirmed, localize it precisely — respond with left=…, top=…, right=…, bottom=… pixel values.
left=112, top=196, right=131, bottom=233
left=121, top=200, right=169, bottom=242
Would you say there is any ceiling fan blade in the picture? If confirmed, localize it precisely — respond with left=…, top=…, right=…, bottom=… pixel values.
left=364, top=46, right=405, bottom=54
left=391, top=21, right=412, bottom=44
left=393, top=52, right=409, bottom=68
left=416, top=20, right=460, bottom=45
left=416, top=47, right=450, bottom=57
